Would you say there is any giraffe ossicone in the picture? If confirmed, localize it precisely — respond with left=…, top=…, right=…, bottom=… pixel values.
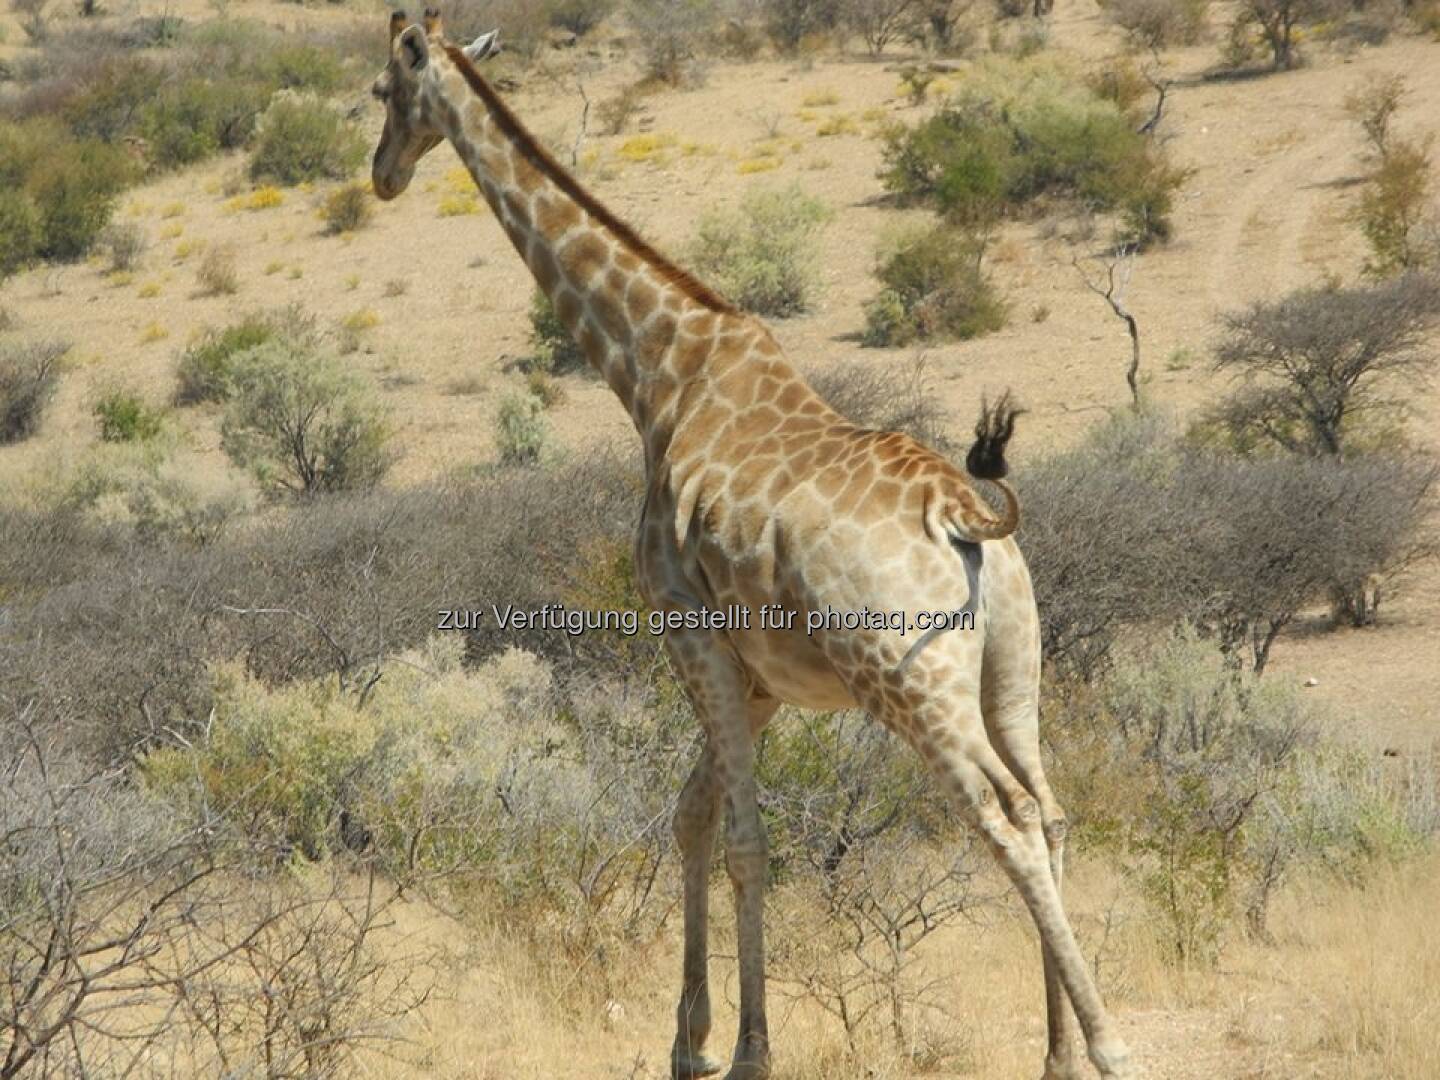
left=369, top=14, right=1134, bottom=1079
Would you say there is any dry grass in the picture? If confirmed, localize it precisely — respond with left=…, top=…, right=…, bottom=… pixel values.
left=343, top=855, right=1440, bottom=1079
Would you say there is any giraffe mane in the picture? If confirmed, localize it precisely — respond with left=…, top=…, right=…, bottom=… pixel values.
left=442, top=44, right=738, bottom=315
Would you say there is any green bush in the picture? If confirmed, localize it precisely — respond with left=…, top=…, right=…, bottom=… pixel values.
left=879, top=62, right=1187, bottom=245
left=861, top=224, right=1007, bottom=346
left=0, top=189, right=42, bottom=280
left=221, top=339, right=393, bottom=495
left=1, top=340, right=69, bottom=444
left=263, top=43, right=346, bottom=94
left=688, top=184, right=833, bottom=317
left=94, top=390, right=165, bottom=443
left=248, top=91, right=367, bottom=186
left=494, top=390, right=552, bottom=467
left=16, top=133, right=135, bottom=261
left=175, top=308, right=316, bottom=405
left=176, top=317, right=277, bottom=405
left=524, top=291, right=586, bottom=374
left=1354, top=139, right=1435, bottom=277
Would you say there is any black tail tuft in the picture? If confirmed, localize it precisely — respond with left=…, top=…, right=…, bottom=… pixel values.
left=965, top=390, right=1024, bottom=480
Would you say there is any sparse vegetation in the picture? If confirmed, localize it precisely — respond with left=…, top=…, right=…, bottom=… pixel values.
left=1105, top=0, right=1211, bottom=48
left=99, top=220, right=147, bottom=272
left=688, top=184, right=833, bottom=316
left=1229, top=0, right=1339, bottom=69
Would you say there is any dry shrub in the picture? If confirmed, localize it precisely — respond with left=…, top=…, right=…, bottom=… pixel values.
left=1104, top=0, right=1210, bottom=47
left=196, top=243, right=240, bottom=295
left=1018, top=410, right=1437, bottom=677
left=99, top=219, right=146, bottom=272
left=0, top=702, right=427, bottom=1078
left=321, top=181, right=374, bottom=234
left=626, top=0, right=718, bottom=85
left=596, top=82, right=645, bottom=135
left=807, top=353, right=955, bottom=451
left=0, top=339, right=67, bottom=444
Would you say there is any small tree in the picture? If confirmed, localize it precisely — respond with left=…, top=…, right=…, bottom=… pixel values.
left=1206, top=273, right=1440, bottom=457
left=1233, top=0, right=1337, bottom=70
left=1344, top=73, right=1408, bottom=162
left=843, top=0, right=921, bottom=54
left=221, top=340, right=393, bottom=495
left=1354, top=140, right=1436, bottom=278
left=762, top=0, right=842, bottom=52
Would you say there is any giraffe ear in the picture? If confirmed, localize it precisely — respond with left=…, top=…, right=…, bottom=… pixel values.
left=462, top=28, right=500, bottom=62
left=397, top=24, right=429, bottom=72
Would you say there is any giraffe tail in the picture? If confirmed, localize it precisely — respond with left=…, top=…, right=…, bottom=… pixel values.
left=943, top=391, right=1024, bottom=542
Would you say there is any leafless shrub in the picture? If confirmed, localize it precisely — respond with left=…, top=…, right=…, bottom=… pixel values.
left=596, top=82, right=646, bottom=134
left=0, top=702, right=426, bottom=1079
left=1105, top=0, right=1210, bottom=48
left=762, top=710, right=992, bottom=1051
left=99, top=220, right=147, bottom=272
left=843, top=0, right=921, bottom=54
left=1202, top=273, right=1440, bottom=456
left=808, top=353, right=956, bottom=452
left=626, top=0, right=719, bottom=85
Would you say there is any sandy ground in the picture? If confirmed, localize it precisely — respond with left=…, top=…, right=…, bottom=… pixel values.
left=3, top=2, right=1440, bottom=1075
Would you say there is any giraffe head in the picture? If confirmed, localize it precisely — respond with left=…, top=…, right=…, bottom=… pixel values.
left=370, top=8, right=499, bottom=200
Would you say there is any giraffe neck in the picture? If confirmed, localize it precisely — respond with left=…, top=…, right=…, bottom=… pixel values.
left=426, top=49, right=736, bottom=449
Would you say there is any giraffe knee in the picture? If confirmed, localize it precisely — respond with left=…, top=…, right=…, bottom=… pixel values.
left=1007, top=792, right=1043, bottom=833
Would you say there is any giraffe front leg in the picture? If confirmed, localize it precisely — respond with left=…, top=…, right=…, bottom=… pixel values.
left=661, top=625, right=777, bottom=1080
left=672, top=747, right=723, bottom=1080
left=721, top=754, right=770, bottom=1080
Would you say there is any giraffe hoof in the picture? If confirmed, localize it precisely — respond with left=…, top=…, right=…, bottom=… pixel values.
left=671, top=1052, right=723, bottom=1079
left=1089, top=1036, right=1134, bottom=1079
left=1040, top=1057, right=1086, bottom=1080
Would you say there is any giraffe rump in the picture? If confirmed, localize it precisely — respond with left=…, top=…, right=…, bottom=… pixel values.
left=965, top=391, right=1023, bottom=482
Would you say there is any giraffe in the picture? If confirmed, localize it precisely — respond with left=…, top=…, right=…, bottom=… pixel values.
left=369, top=11, right=1133, bottom=1079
